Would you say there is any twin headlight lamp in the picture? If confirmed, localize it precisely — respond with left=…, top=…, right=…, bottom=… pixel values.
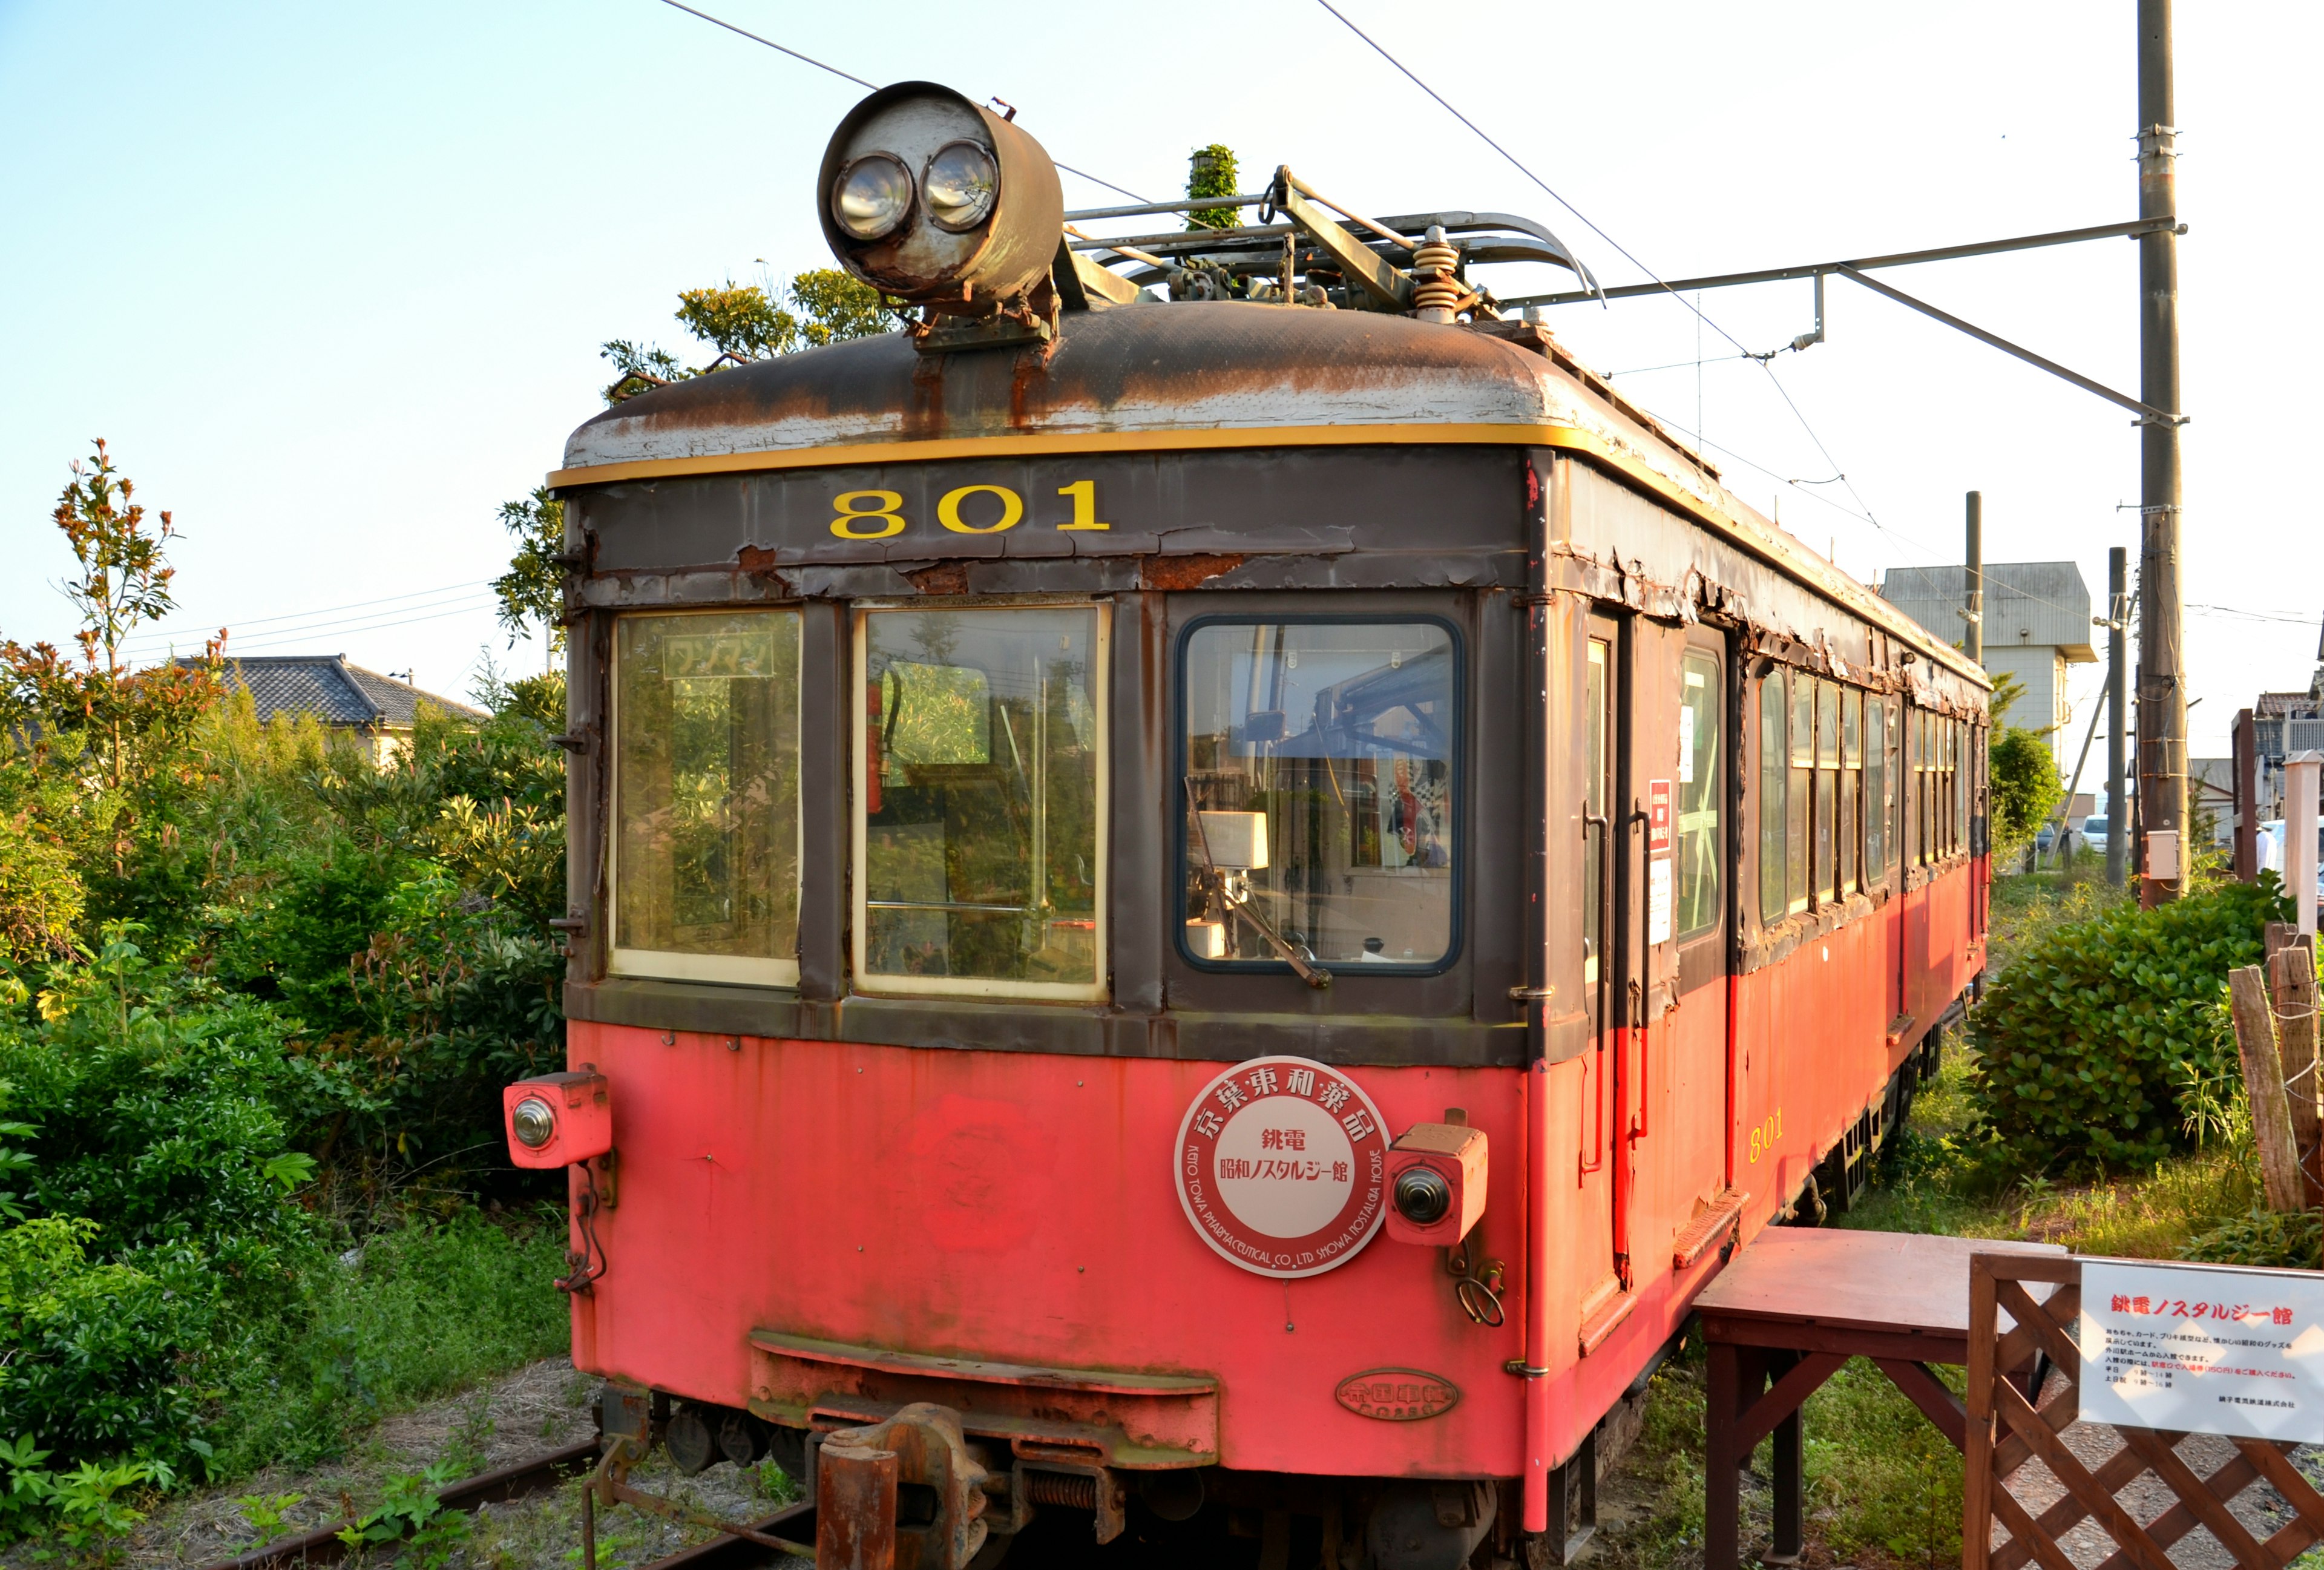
left=818, top=82, right=1063, bottom=318
left=832, top=140, right=1000, bottom=240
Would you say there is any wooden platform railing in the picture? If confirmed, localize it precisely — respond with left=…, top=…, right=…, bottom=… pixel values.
left=1965, top=1252, right=2324, bottom=1570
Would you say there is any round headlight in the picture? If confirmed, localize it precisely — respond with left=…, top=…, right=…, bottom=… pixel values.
left=922, top=140, right=999, bottom=232
left=1393, top=1166, right=1451, bottom=1226
left=832, top=154, right=914, bottom=240
left=512, top=1095, right=557, bottom=1150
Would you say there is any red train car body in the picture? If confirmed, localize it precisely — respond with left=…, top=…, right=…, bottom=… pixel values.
left=515, top=85, right=1991, bottom=1569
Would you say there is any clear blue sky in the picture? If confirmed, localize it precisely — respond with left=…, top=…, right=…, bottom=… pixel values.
left=3, top=0, right=2316, bottom=756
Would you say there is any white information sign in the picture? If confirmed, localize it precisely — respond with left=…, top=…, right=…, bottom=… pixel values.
left=2076, top=1259, right=2324, bottom=1444
left=1646, top=859, right=1673, bottom=945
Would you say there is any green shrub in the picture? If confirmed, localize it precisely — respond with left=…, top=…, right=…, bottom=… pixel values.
left=213, top=1209, right=570, bottom=1473
left=0, top=1219, right=220, bottom=1474
left=1968, top=874, right=2291, bottom=1175
left=2181, top=1206, right=2324, bottom=1270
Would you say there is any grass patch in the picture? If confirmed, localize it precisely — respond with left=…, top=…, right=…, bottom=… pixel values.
left=212, top=1208, right=571, bottom=1476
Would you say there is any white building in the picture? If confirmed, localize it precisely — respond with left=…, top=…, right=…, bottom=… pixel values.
left=1878, top=562, right=2096, bottom=767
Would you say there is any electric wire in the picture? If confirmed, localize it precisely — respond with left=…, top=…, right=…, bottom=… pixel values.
left=2187, top=604, right=2320, bottom=626
left=121, top=578, right=497, bottom=649
left=125, top=590, right=499, bottom=654
left=1310, top=0, right=1899, bottom=552
left=651, top=0, right=1149, bottom=203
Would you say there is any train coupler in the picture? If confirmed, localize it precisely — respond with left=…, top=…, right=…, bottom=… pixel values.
left=817, top=1402, right=991, bottom=1570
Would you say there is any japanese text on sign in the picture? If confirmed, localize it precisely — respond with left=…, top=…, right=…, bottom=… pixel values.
left=2077, top=1260, right=2324, bottom=1443
left=1174, top=1056, right=1390, bottom=1279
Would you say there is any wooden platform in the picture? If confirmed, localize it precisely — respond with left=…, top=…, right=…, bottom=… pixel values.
left=1693, top=1227, right=2068, bottom=1570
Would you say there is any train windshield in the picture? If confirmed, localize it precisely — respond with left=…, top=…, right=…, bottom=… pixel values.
left=855, top=606, right=1107, bottom=1000
left=1181, top=620, right=1457, bottom=971
left=610, top=609, right=802, bottom=985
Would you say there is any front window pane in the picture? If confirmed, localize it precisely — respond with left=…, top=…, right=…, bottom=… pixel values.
left=613, top=610, right=801, bottom=984
left=1676, top=653, right=1720, bottom=938
left=858, top=606, right=1105, bottom=996
left=1183, top=621, right=1457, bottom=970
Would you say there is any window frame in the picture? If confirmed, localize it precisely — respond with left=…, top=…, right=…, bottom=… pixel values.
left=849, top=599, right=1112, bottom=1003
left=1171, top=611, right=1467, bottom=979
left=1758, top=668, right=1788, bottom=926
left=606, top=605, right=806, bottom=990
left=1675, top=648, right=1723, bottom=941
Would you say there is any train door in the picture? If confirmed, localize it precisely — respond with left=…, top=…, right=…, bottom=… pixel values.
left=1575, top=619, right=1622, bottom=1343
left=1612, top=619, right=1732, bottom=1293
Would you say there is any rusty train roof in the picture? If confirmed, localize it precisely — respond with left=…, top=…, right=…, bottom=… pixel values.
left=555, top=303, right=1986, bottom=689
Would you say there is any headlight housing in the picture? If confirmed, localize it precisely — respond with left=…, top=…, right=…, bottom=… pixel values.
left=816, top=82, right=1063, bottom=312
left=832, top=153, right=914, bottom=241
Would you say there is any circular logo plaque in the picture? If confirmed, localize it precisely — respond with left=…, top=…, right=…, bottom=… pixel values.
left=1174, top=1056, right=1390, bottom=1278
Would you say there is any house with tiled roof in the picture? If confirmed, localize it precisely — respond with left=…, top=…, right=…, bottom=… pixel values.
left=180, top=655, right=485, bottom=764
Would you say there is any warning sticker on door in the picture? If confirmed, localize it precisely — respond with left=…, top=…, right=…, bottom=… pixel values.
left=1647, top=779, right=1674, bottom=944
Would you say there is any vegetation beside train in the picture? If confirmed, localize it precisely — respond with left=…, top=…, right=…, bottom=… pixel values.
left=0, top=445, right=570, bottom=1537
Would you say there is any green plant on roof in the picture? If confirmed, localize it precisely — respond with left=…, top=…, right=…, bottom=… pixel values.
left=1186, top=144, right=1241, bottom=232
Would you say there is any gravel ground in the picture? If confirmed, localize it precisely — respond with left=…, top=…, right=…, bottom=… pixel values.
left=25, top=1359, right=808, bottom=1570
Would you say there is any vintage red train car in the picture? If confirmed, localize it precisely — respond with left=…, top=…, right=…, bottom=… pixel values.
left=506, top=82, right=1991, bottom=1570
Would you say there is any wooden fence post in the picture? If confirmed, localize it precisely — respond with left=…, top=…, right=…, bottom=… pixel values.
left=2271, top=934, right=2323, bottom=1206
left=2230, top=965, right=2306, bottom=1213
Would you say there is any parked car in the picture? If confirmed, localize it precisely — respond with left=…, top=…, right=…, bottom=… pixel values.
left=2081, top=815, right=2109, bottom=855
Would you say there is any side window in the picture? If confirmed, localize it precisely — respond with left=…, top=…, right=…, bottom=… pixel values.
left=611, top=609, right=803, bottom=986
left=1864, top=697, right=1889, bottom=882
left=1676, top=651, right=1721, bottom=938
left=1840, top=688, right=1862, bottom=894
left=1758, top=670, right=1787, bottom=925
left=1181, top=619, right=1458, bottom=971
left=1954, top=722, right=1968, bottom=855
left=856, top=605, right=1106, bottom=999
left=1787, top=674, right=1812, bottom=914
left=1815, top=680, right=1839, bottom=904
left=1586, top=640, right=1609, bottom=984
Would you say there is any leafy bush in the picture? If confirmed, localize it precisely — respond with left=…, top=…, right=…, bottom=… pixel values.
left=0, top=1219, right=219, bottom=1475
left=1968, top=874, right=2292, bottom=1175
left=2181, top=1206, right=2324, bottom=1270
left=212, top=1209, right=570, bottom=1474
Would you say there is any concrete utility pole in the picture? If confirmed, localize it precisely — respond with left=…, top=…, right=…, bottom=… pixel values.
left=1963, top=491, right=1984, bottom=664
left=2107, top=546, right=2130, bottom=887
left=2136, top=0, right=2188, bottom=905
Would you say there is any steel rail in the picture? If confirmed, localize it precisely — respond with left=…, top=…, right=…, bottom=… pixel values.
left=628, top=1502, right=816, bottom=1568
left=195, top=1437, right=603, bottom=1570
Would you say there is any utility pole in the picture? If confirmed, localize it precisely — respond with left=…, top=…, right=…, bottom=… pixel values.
left=2136, top=0, right=2187, bottom=905
left=1963, top=491, right=1984, bottom=664
left=2106, top=546, right=2129, bottom=887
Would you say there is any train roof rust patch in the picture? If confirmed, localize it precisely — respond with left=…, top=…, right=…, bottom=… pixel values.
left=562, top=303, right=1553, bottom=470
left=554, top=302, right=1985, bottom=689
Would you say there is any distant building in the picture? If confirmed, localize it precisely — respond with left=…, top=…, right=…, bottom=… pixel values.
left=184, top=655, right=485, bottom=765
left=2250, top=628, right=2324, bottom=823
left=1878, top=562, right=2096, bottom=769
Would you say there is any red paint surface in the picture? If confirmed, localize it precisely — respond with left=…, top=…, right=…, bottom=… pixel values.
left=563, top=855, right=1984, bottom=1490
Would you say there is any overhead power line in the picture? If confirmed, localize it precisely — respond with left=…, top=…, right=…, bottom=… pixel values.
left=122, top=578, right=497, bottom=649
left=1308, top=0, right=1899, bottom=558
left=651, top=0, right=1150, bottom=203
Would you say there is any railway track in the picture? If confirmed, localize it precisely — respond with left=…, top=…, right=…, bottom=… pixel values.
left=195, top=1436, right=813, bottom=1570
